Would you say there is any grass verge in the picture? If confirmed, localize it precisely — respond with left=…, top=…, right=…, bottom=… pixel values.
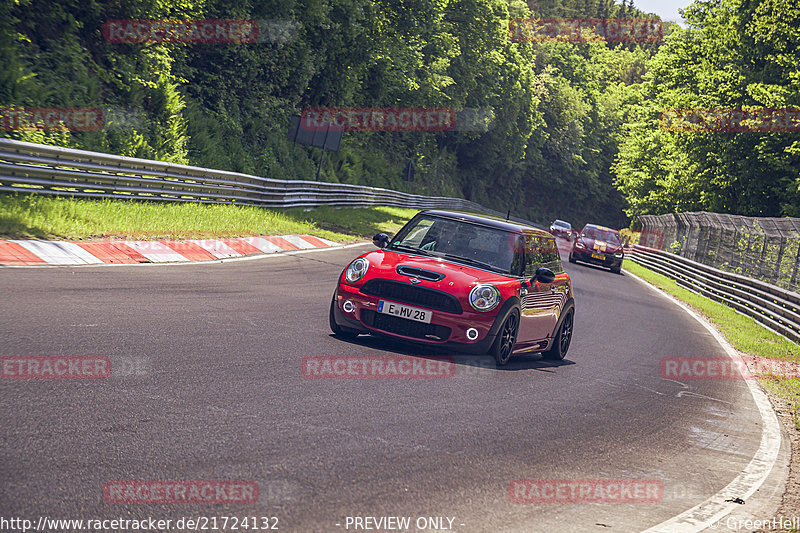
left=283, top=205, right=418, bottom=240
left=624, top=261, right=799, bottom=363
left=0, top=194, right=418, bottom=241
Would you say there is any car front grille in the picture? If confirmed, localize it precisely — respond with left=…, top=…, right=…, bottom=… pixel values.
left=360, top=280, right=462, bottom=314
left=361, top=310, right=452, bottom=341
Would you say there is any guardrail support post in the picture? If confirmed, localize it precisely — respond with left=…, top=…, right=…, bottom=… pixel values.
left=315, top=148, right=326, bottom=182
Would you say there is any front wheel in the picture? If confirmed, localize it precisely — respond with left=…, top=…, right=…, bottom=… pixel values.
left=542, top=309, right=573, bottom=361
left=611, top=265, right=621, bottom=274
left=489, top=310, right=519, bottom=366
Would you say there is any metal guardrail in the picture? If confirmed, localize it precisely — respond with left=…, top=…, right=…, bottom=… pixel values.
left=0, top=138, right=539, bottom=227
left=626, top=244, right=800, bottom=344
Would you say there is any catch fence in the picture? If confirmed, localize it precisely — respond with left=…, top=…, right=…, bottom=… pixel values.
left=638, top=212, right=800, bottom=293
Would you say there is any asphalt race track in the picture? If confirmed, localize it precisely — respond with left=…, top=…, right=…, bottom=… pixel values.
left=0, top=244, right=770, bottom=532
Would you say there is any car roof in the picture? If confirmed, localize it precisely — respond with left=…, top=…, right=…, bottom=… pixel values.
left=420, top=210, right=551, bottom=236
left=583, top=224, right=619, bottom=233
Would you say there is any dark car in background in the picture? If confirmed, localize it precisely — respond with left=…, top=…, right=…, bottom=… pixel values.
left=330, top=210, right=576, bottom=365
left=569, top=224, right=624, bottom=274
left=549, top=219, right=573, bottom=240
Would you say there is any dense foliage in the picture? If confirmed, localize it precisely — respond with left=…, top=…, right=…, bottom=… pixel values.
left=3, top=0, right=668, bottom=227
left=614, top=0, right=800, bottom=218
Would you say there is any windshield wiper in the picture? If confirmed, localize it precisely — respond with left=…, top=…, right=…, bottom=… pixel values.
left=390, top=243, right=431, bottom=256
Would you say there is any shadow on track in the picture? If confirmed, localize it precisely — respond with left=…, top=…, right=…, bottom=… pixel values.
left=328, top=333, right=576, bottom=372
left=563, top=252, right=626, bottom=276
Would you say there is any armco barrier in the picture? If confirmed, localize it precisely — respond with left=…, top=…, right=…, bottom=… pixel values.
left=0, top=138, right=538, bottom=227
left=626, top=244, right=800, bottom=344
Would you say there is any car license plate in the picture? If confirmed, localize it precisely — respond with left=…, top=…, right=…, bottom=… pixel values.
left=591, top=252, right=605, bottom=260
left=377, top=300, right=432, bottom=323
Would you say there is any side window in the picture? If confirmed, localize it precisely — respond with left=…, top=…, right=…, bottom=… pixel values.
left=524, top=235, right=564, bottom=276
left=541, top=236, right=563, bottom=273
left=510, top=234, right=525, bottom=277
left=523, top=235, right=540, bottom=277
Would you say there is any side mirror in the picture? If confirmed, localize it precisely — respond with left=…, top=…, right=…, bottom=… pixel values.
left=532, top=267, right=556, bottom=285
left=373, top=233, right=390, bottom=249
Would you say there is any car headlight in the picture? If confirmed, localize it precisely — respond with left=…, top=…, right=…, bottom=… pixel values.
left=344, top=257, right=369, bottom=283
left=469, top=284, right=501, bottom=312
left=576, top=241, right=586, bottom=249
left=614, top=252, right=624, bottom=258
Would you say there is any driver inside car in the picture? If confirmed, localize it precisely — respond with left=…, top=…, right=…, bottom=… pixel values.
left=446, top=224, right=479, bottom=255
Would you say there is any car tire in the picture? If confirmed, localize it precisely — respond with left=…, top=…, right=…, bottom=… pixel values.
left=542, top=309, right=573, bottom=361
left=568, top=253, right=576, bottom=263
left=611, top=265, right=621, bottom=274
left=489, top=310, right=519, bottom=366
left=329, top=299, right=358, bottom=338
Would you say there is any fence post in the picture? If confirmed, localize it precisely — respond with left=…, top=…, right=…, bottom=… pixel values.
left=774, top=238, right=786, bottom=286
left=790, top=233, right=800, bottom=289
left=730, top=227, right=740, bottom=271
left=757, top=235, right=768, bottom=279
left=744, top=232, right=754, bottom=277
left=713, top=224, right=724, bottom=265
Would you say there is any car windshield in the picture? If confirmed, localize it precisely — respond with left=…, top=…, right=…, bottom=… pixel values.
left=583, top=227, right=621, bottom=245
left=553, top=220, right=570, bottom=228
left=391, top=216, right=517, bottom=273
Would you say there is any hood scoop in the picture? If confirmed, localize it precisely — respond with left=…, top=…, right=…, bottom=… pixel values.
left=396, top=265, right=445, bottom=282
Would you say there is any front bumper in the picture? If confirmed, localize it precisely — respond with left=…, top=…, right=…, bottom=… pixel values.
left=573, top=248, right=623, bottom=268
left=332, top=284, right=501, bottom=354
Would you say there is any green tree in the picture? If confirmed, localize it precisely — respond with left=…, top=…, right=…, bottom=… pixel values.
left=614, top=0, right=800, bottom=218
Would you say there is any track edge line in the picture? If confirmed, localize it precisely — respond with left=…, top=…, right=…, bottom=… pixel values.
left=624, top=269, right=784, bottom=533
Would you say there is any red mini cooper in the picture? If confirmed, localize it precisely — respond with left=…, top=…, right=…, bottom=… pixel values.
left=329, top=210, right=575, bottom=365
